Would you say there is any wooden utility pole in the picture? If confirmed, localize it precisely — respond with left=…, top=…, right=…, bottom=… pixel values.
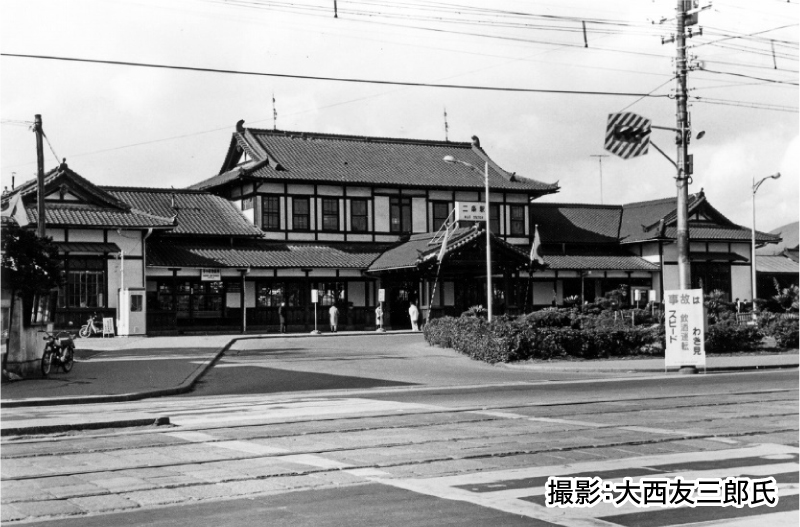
left=674, top=0, right=691, bottom=290
left=34, top=114, right=46, bottom=238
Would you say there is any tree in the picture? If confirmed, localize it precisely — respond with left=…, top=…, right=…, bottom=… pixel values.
left=1, top=221, right=63, bottom=329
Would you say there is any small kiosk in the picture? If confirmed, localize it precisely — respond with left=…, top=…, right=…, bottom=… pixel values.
left=117, top=288, right=146, bottom=336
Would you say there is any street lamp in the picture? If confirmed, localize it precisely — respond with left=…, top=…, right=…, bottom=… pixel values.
left=443, top=155, right=492, bottom=322
left=751, top=172, right=781, bottom=309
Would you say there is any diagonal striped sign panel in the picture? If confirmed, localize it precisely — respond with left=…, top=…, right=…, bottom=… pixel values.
left=605, top=112, right=651, bottom=159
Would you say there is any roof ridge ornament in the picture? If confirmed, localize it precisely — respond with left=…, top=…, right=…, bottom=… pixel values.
left=236, top=120, right=245, bottom=133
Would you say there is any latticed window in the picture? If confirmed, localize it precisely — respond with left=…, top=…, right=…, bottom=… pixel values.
left=489, top=204, right=500, bottom=234
left=293, top=197, right=310, bottom=230
left=262, top=196, right=280, bottom=230
left=390, top=197, right=412, bottom=233
left=59, top=258, right=104, bottom=308
left=510, top=205, right=526, bottom=235
left=351, top=199, right=368, bottom=232
left=432, top=202, right=449, bottom=231
left=322, top=198, right=339, bottom=231
left=318, top=282, right=345, bottom=306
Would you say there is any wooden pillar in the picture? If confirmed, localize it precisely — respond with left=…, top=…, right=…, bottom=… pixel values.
left=239, top=269, right=248, bottom=333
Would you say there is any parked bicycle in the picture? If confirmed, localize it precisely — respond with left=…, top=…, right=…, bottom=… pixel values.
left=40, top=329, right=77, bottom=376
left=79, top=312, right=102, bottom=338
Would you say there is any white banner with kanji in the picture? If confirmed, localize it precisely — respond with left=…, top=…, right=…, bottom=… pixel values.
left=664, top=289, right=706, bottom=368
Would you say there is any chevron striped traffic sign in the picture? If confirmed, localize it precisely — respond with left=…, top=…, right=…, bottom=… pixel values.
left=605, top=112, right=651, bottom=159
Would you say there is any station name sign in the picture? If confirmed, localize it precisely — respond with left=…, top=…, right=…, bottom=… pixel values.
left=201, top=268, right=221, bottom=281
left=455, top=201, right=487, bottom=222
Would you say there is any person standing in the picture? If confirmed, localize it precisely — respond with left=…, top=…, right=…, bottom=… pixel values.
left=408, top=301, right=419, bottom=331
left=329, top=304, right=339, bottom=333
left=278, top=302, right=287, bottom=333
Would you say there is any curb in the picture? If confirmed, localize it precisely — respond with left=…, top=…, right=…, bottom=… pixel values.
left=501, top=362, right=799, bottom=373
left=0, top=330, right=422, bottom=410
left=0, top=416, right=170, bottom=437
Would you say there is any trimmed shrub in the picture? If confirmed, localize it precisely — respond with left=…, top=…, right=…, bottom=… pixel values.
left=423, top=316, right=458, bottom=348
left=704, top=322, right=762, bottom=353
left=760, top=313, right=799, bottom=349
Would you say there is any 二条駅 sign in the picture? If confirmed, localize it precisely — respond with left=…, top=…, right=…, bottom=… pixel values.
left=455, top=201, right=487, bottom=222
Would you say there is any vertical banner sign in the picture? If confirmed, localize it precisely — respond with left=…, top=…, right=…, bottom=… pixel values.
left=311, top=289, right=319, bottom=303
left=664, top=289, right=706, bottom=368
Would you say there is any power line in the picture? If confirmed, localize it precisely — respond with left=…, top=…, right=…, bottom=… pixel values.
left=698, top=67, right=799, bottom=85
left=1, top=53, right=672, bottom=97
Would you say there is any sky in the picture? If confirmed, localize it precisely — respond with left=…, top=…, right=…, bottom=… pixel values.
left=1, top=0, right=797, bottom=232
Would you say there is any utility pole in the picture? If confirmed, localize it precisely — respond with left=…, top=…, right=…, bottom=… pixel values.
left=34, top=114, right=46, bottom=238
left=590, top=154, right=609, bottom=204
left=674, top=0, right=692, bottom=290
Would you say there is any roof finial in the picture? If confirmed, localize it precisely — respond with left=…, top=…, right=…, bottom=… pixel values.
left=236, top=120, right=245, bottom=133
left=471, top=135, right=480, bottom=148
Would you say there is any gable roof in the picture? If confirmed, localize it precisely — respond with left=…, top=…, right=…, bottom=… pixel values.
left=756, top=254, right=799, bottom=274
left=3, top=164, right=176, bottom=230
left=189, top=127, right=560, bottom=194
left=619, top=192, right=780, bottom=244
left=530, top=203, right=621, bottom=244
left=105, top=188, right=263, bottom=237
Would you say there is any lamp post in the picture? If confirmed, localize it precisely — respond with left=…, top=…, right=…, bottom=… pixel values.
left=751, top=172, right=781, bottom=309
left=443, top=155, right=492, bottom=322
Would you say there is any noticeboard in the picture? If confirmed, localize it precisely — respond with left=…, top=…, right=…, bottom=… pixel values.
left=664, top=289, right=706, bottom=368
left=102, top=317, right=115, bottom=338
left=311, top=289, right=319, bottom=303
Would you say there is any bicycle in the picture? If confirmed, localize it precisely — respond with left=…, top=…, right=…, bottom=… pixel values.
left=40, top=329, right=77, bottom=377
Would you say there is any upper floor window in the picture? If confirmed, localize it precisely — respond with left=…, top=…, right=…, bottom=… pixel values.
left=351, top=199, right=368, bottom=232
left=262, top=196, right=280, bottom=230
left=293, top=197, right=310, bottom=231
left=510, top=205, right=526, bottom=236
left=489, top=204, right=500, bottom=234
left=322, top=198, right=340, bottom=231
left=432, top=202, right=450, bottom=231
left=390, top=197, right=412, bottom=233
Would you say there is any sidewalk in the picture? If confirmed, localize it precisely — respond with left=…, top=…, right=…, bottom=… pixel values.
left=1, top=330, right=797, bottom=413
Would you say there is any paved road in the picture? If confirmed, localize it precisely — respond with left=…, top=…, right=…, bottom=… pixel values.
left=1, top=336, right=797, bottom=525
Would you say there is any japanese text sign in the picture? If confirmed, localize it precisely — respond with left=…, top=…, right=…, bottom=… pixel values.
left=664, top=289, right=706, bottom=368
left=455, top=201, right=487, bottom=222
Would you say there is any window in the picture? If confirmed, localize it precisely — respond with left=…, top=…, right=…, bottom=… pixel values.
left=58, top=258, right=104, bottom=308
left=390, top=197, right=412, bottom=233
left=318, top=282, right=345, bottom=306
left=292, top=197, right=310, bottom=230
left=322, top=198, right=340, bottom=231
left=510, top=205, right=526, bottom=236
left=262, top=196, right=280, bottom=230
left=489, top=204, right=500, bottom=234
left=351, top=199, right=368, bottom=232
left=432, top=202, right=450, bottom=231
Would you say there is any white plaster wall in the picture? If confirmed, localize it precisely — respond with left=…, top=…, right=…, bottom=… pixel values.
left=690, top=242, right=706, bottom=252
left=455, top=191, right=479, bottom=202
left=506, top=193, right=528, bottom=203
left=69, top=229, right=104, bottom=242
left=107, top=230, right=143, bottom=257
left=429, top=190, right=452, bottom=201
left=731, top=242, right=751, bottom=260
left=288, top=232, right=315, bottom=241
left=263, top=232, right=285, bottom=240
left=662, top=242, right=677, bottom=261
left=412, top=198, right=427, bottom=233
left=374, top=196, right=390, bottom=232
left=347, top=186, right=371, bottom=197
left=709, top=242, right=728, bottom=253
left=48, top=229, right=66, bottom=242
left=287, top=184, right=314, bottom=194
left=318, top=185, right=343, bottom=196
left=262, top=182, right=284, bottom=193
left=732, top=265, right=752, bottom=301
left=318, top=233, right=345, bottom=242
left=662, top=264, right=681, bottom=291
left=107, top=259, right=144, bottom=309
left=241, top=208, right=254, bottom=223
left=348, top=234, right=372, bottom=242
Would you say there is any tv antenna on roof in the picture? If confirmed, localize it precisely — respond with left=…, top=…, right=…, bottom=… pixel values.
left=590, top=154, right=609, bottom=205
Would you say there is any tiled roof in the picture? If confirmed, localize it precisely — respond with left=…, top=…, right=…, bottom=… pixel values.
left=531, top=203, right=621, bottom=243
left=53, top=242, right=120, bottom=254
left=147, top=239, right=389, bottom=269
left=368, top=226, right=532, bottom=272
left=190, top=128, right=560, bottom=193
left=26, top=204, right=175, bottom=229
left=106, top=188, right=262, bottom=237
left=663, top=225, right=780, bottom=243
left=620, top=193, right=779, bottom=244
left=542, top=255, right=659, bottom=271
left=756, top=255, right=799, bottom=274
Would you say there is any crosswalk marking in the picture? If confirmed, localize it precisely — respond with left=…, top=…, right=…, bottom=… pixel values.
left=374, top=444, right=799, bottom=527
